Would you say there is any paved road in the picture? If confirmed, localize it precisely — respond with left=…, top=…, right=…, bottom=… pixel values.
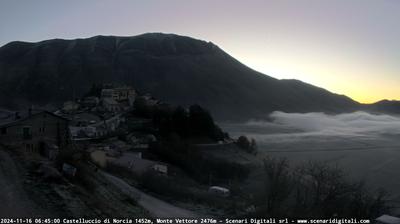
left=0, top=149, right=44, bottom=217
left=101, top=171, right=199, bottom=218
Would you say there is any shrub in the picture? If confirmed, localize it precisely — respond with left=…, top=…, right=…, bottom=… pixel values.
left=237, top=136, right=257, bottom=153
left=152, top=104, right=225, bottom=141
left=255, top=158, right=391, bottom=218
left=149, top=140, right=250, bottom=183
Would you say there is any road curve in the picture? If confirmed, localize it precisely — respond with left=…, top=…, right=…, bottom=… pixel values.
left=101, top=171, right=199, bottom=218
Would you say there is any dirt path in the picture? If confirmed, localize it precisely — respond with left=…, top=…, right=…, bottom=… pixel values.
left=101, top=171, right=199, bottom=218
left=0, top=149, right=45, bottom=217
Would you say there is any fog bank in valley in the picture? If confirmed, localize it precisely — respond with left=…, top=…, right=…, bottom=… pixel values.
left=248, top=111, right=400, bottom=137
left=219, top=111, right=400, bottom=204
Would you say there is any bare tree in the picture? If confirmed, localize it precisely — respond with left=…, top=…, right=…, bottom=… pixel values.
left=294, top=161, right=354, bottom=216
left=263, top=157, right=292, bottom=215
left=258, top=158, right=391, bottom=218
left=348, top=181, right=391, bottom=218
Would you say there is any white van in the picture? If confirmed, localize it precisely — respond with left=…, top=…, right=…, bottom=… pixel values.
left=208, top=186, right=230, bottom=197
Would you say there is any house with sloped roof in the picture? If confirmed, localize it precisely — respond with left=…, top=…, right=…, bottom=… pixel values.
left=102, top=97, right=121, bottom=112
left=0, top=110, right=70, bottom=155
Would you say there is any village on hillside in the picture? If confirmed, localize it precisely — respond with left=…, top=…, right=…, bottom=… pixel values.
left=0, top=84, right=392, bottom=219
left=0, top=84, right=259, bottom=218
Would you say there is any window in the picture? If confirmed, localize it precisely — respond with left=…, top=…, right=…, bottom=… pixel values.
left=39, top=126, right=45, bottom=133
left=22, top=126, right=32, bottom=140
left=1, top=127, right=6, bottom=135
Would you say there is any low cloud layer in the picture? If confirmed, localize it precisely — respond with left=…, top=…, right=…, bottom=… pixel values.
left=247, top=111, right=400, bottom=137
left=271, top=111, right=400, bottom=136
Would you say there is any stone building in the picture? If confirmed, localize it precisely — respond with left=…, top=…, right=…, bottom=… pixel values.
left=101, top=89, right=118, bottom=101
left=0, top=110, right=70, bottom=154
left=102, top=98, right=121, bottom=112
left=101, top=86, right=136, bottom=102
left=113, top=86, right=136, bottom=101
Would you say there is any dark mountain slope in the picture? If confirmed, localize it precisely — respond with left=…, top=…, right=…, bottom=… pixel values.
left=362, top=100, right=400, bottom=115
left=0, top=33, right=360, bottom=120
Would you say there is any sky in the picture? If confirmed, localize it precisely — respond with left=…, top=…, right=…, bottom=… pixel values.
left=0, top=0, right=399, bottom=103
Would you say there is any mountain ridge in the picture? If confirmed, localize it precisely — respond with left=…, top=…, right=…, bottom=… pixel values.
left=0, top=33, right=394, bottom=121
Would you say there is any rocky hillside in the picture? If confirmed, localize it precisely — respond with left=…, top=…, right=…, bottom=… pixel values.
left=0, top=33, right=362, bottom=120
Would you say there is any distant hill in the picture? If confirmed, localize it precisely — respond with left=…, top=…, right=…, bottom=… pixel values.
left=0, top=33, right=392, bottom=120
left=362, top=100, right=400, bottom=115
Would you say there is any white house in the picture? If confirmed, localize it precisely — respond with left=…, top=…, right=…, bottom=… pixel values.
left=113, top=86, right=136, bottom=101
left=101, top=86, right=136, bottom=103
left=69, top=113, right=125, bottom=139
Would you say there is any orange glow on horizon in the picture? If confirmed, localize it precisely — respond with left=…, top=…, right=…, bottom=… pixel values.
left=235, top=61, right=399, bottom=104
left=223, top=42, right=400, bottom=105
